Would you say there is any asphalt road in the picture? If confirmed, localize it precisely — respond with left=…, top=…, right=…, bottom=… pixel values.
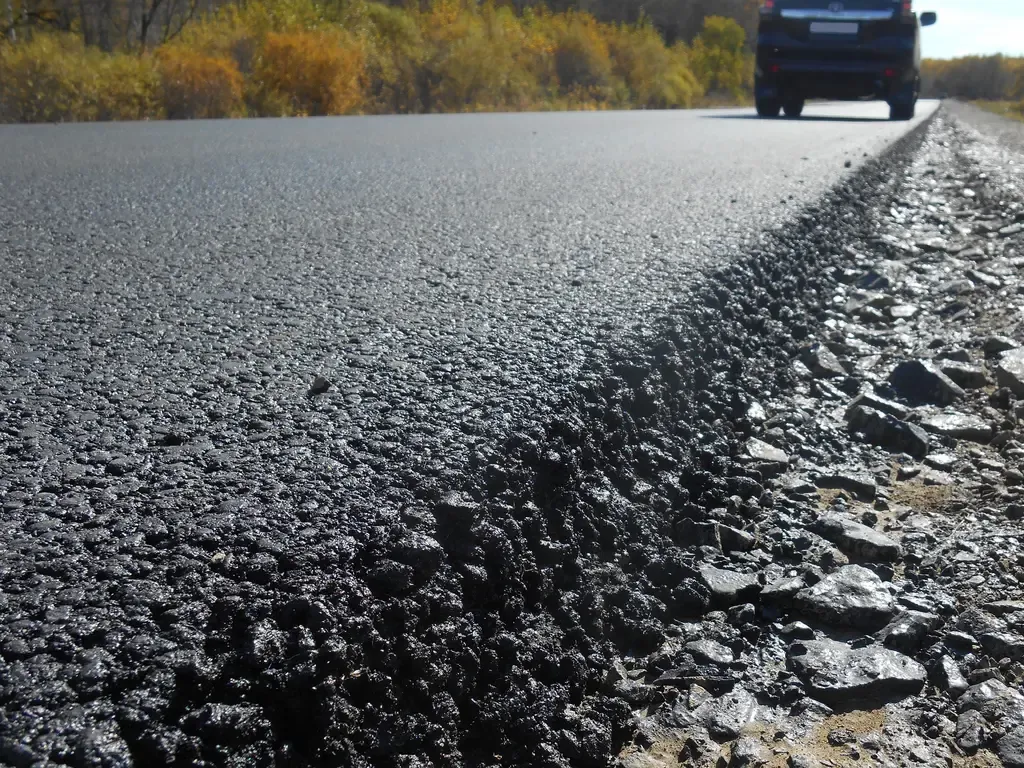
left=0, top=100, right=937, bottom=766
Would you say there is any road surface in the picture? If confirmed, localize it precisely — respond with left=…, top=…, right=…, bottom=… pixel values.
left=0, top=100, right=937, bottom=766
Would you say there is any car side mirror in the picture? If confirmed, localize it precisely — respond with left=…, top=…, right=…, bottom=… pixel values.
left=919, top=11, right=937, bottom=26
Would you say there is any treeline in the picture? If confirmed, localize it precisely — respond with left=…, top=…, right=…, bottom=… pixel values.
left=922, top=54, right=1024, bottom=103
left=0, top=0, right=758, bottom=53
left=0, top=0, right=755, bottom=122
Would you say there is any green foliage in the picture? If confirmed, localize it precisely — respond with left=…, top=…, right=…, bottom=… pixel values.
left=975, top=100, right=1024, bottom=123
left=0, top=0, right=764, bottom=122
left=689, top=15, right=751, bottom=100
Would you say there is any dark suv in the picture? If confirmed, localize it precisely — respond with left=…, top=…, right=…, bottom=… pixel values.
left=755, top=0, right=937, bottom=120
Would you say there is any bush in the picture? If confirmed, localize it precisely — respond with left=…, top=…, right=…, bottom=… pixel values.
left=0, top=0, right=753, bottom=121
left=93, top=53, right=162, bottom=120
left=690, top=15, right=752, bottom=100
left=609, top=23, right=701, bottom=109
left=0, top=33, right=160, bottom=123
left=549, top=13, right=613, bottom=95
left=253, top=30, right=365, bottom=116
left=157, top=46, right=245, bottom=119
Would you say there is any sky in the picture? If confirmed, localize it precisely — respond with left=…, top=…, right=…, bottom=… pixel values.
left=918, top=1, right=1024, bottom=59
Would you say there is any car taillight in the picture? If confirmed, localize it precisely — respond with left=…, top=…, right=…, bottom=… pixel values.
left=901, top=0, right=913, bottom=16
left=761, top=0, right=775, bottom=14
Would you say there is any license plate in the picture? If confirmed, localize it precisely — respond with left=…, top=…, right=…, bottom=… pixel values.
left=810, top=21, right=859, bottom=34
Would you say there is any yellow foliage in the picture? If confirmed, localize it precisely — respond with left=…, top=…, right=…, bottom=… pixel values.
left=93, top=53, right=163, bottom=120
left=156, top=46, right=245, bottom=119
left=921, top=55, right=1024, bottom=101
left=0, top=0, right=753, bottom=121
left=253, top=30, right=365, bottom=115
left=548, top=12, right=613, bottom=95
left=0, top=33, right=161, bottom=122
left=609, top=24, right=701, bottom=109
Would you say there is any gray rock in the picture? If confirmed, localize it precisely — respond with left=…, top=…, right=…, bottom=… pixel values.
left=935, top=655, right=969, bottom=697
left=847, top=405, right=930, bottom=458
left=762, top=575, right=805, bottom=607
left=986, top=601, right=1024, bottom=616
left=719, top=525, right=758, bottom=553
left=967, top=268, right=1001, bottom=289
left=811, top=516, right=900, bottom=562
left=788, top=756, right=820, bottom=768
left=747, top=402, right=768, bottom=424
left=980, top=631, right=1024, bottom=662
left=877, top=610, right=941, bottom=653
left=924, top=453, right=957, bottom=471
left=745, top=438, right=789, bottom=471
left=700, top=565, right=761, bottom=608
left=985, top=335, right=1020, bottom=354
left=997, top=350, right=1024, bottom=398
left=958, top=607, right=1009, bottom=636
left=956, top=709, right=988, bottom=753
left=730, top=737, right=767, bottom=767
left=814, top=472, right=876, bottom=501
left=919, top=411, right=994, bottom=443
left=845, top=392, right=910, bottom=420
left=802, top=343, right=847, bottom=379
left=306, top=375, right=333, bottom=397
left=888, top=359, right=966, bottom=405
left=705, top=688, right=759, bottom=740
left=780, top=621, right=815, bottom=639
left=795, top=565, right=897, bottom=630
left=788, top=640, right=926, bottom=704
left=653, top=665, right=739, bottom=693
left=998, top=726, right=1024, bottom=768
left=918, top=237, right=953, bottom=252
left=888, top=304, right=918, bottom=320
left=940, top=360, right=989, bottom=389
left=686, top=639, right=734, bottom=666
left=919, top=468, right=954, bottom=486
left=958, top=680, right=1024, bottom=731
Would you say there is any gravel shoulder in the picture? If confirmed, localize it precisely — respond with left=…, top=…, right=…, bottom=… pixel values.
left=619, top=107, right=1024, bottom=768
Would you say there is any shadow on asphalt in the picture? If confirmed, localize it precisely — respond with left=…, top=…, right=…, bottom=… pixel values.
left=704, top=114, right=890, bottom=123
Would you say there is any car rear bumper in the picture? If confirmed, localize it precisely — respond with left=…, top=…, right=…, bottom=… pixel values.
left=756, top=53, right=917, bottom=101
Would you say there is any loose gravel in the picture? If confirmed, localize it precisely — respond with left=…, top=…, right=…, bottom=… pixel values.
left=620, top=107, right=1024, bottom=768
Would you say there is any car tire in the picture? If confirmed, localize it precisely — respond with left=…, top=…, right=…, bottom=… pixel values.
left=756, top=99, right=781, bottom=118
left=889, top=101, right=916, bottom=121
left=783, top=98, right=805, bottom=118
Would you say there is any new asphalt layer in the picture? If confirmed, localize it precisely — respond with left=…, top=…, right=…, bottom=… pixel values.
left=0, top=101, right=936, bottom=767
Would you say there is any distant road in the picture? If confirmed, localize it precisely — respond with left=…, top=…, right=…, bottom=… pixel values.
left=0, top=100, right=936, bottom=763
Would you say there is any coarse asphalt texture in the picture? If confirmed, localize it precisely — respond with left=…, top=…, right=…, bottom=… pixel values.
left=0, top=101, right=936, bottom=767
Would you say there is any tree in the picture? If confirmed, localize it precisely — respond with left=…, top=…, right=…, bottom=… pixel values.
left=4, top=0, right=13, bottom=40
left=690, top=15, right=750, bottom=99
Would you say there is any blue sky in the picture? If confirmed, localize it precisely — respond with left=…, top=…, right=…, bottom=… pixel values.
left=919, top=1, right=1024, bottom=58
